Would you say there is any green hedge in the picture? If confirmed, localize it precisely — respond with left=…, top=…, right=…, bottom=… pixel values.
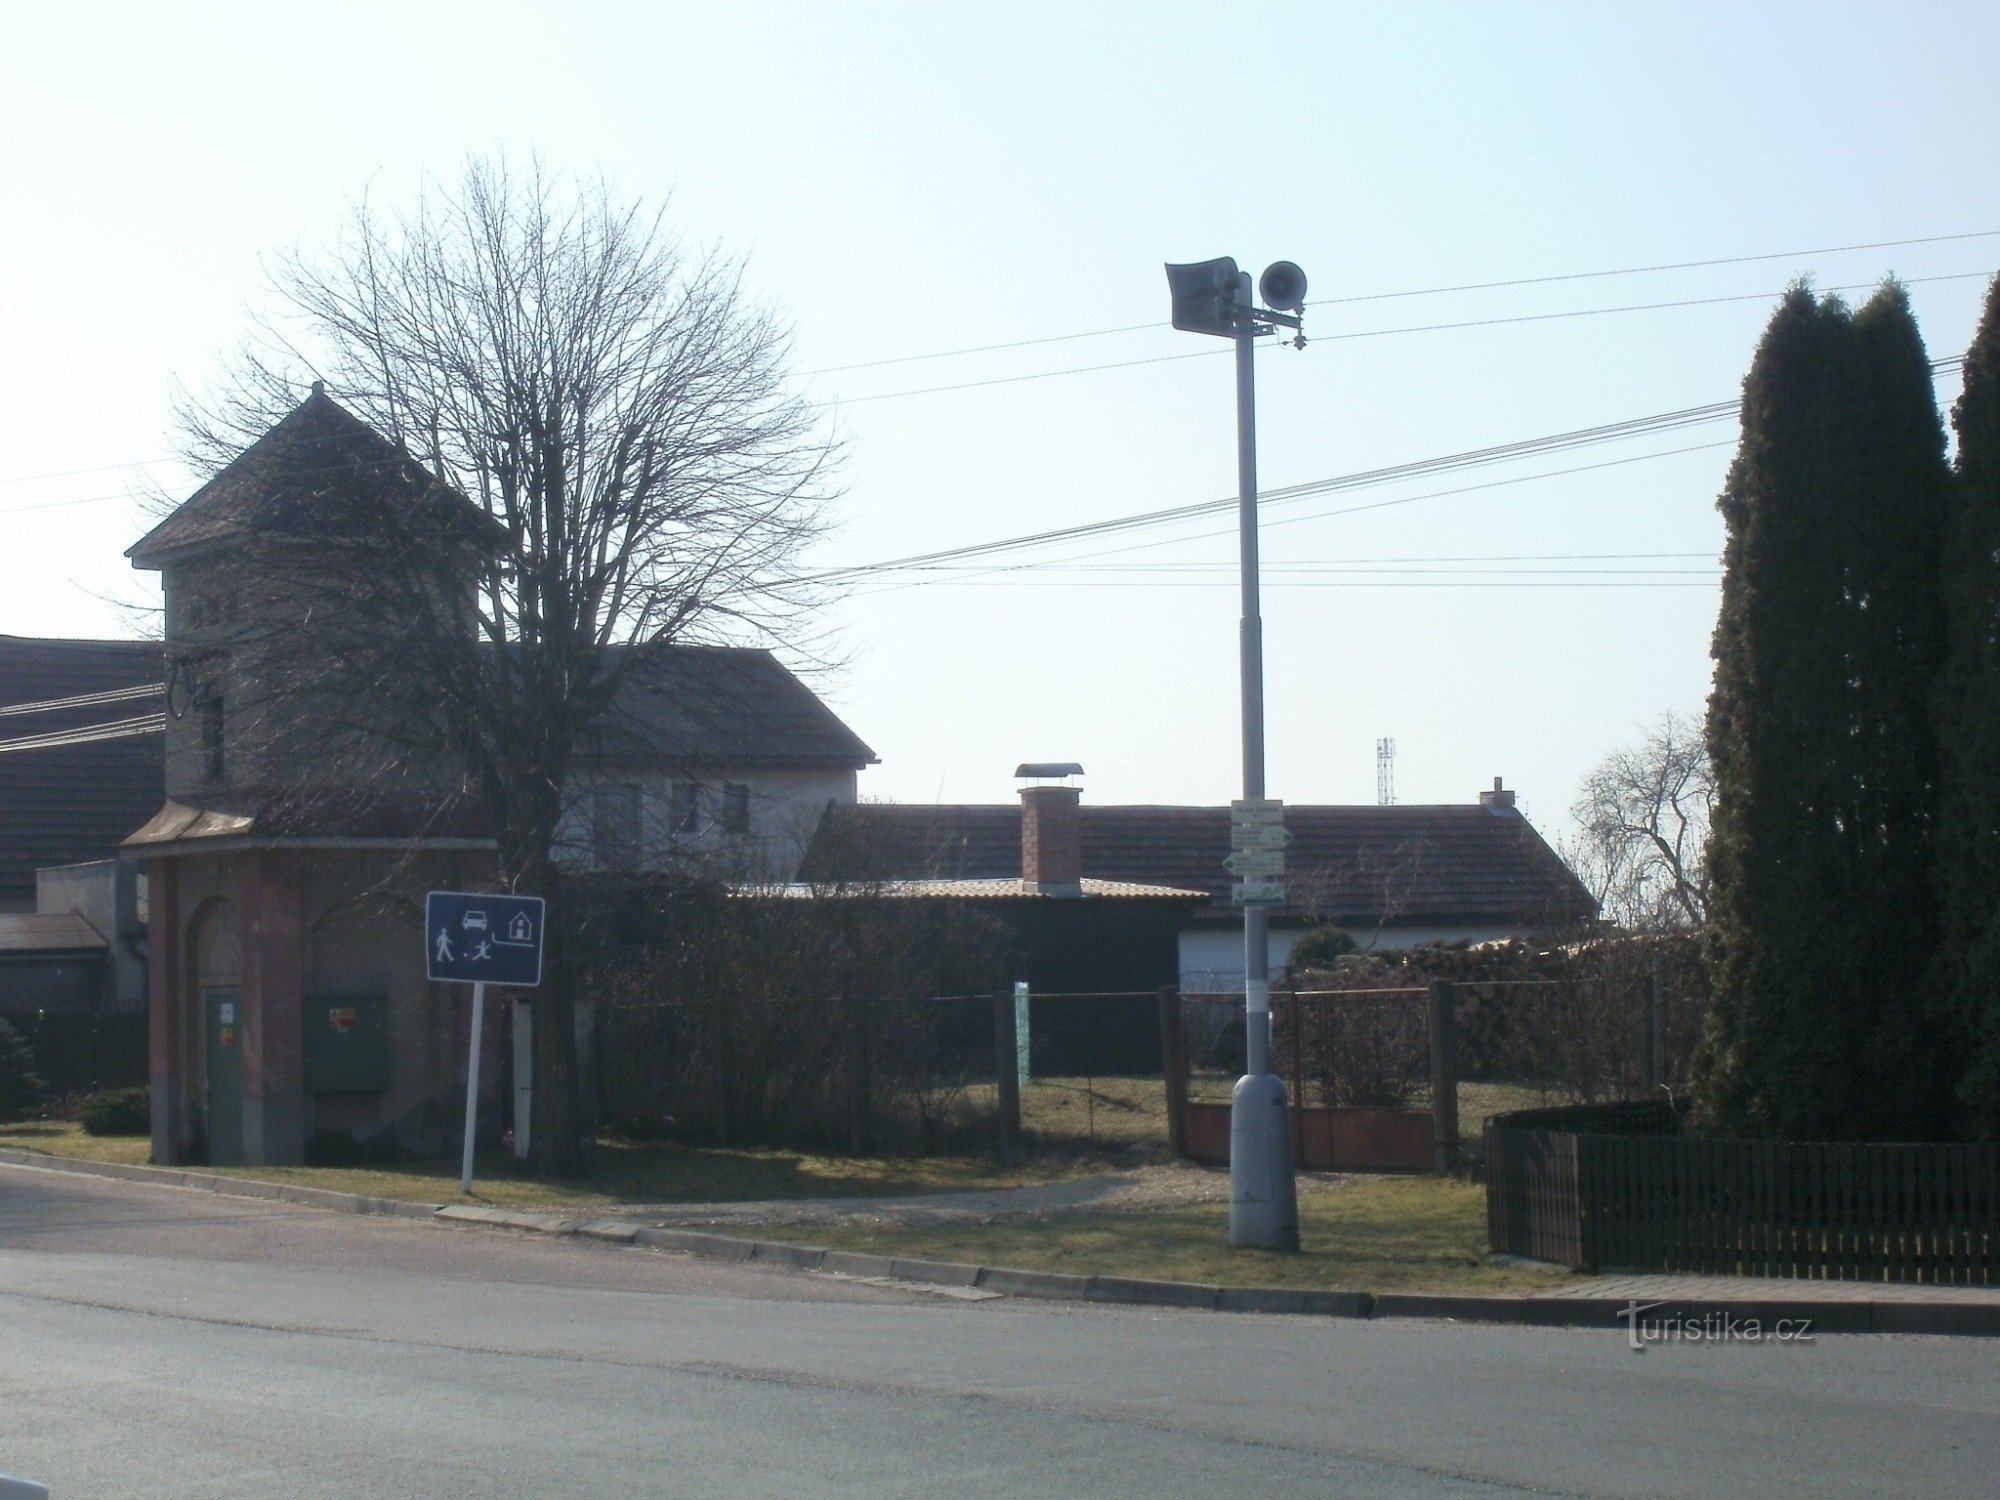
left=80, top=1087, right=151, bottom=1136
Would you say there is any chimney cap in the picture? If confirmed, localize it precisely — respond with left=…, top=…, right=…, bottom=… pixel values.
left=1015, top=762, right=1084, bottom=781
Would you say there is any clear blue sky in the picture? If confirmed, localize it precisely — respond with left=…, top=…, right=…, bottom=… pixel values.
left=3, top=2, right=1996, bottom=838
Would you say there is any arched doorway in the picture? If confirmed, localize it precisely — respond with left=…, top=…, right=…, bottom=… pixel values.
left=187, top=898, right=243, bottom=1165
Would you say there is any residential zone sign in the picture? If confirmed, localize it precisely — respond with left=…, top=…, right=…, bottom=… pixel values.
left=425, top=891, right=546, bottom=988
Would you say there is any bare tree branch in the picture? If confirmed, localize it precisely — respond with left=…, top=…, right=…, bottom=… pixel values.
left=171, top=154, right=842, bottom=1173
left=1568, top=709, right=1714, bottom=931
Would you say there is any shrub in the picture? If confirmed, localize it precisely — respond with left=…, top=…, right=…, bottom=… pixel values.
left=0, top=1018, right=43, bottom=1122
left=80, top=1086, right=151, bottom=1136
left=1286, top=926, right=1358, bottom=974
left=306, top=1128, right=401, bottom=1166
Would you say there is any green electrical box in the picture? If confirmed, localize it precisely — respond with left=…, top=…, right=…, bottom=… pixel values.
left=303, top=993, right=392, bottom=1093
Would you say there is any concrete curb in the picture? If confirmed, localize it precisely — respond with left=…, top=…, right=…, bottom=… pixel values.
left=0, top=1147, right=440, bottom=1220
left=7, top=1148, right=1998, bottom=1336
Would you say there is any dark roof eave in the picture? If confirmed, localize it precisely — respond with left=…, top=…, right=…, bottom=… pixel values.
left=124, top=834, right=500, bottom=859
left=575, top=751, right=879, bottom=771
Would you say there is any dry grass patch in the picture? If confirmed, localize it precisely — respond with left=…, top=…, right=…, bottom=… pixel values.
left=0, top=1121, right=151, bottom=1166
left=756, top=1174, right=1574, bottom=1296
left=0, top=1119, right=1100, bottom=1209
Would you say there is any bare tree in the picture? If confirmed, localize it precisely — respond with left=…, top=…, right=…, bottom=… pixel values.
left=177, top=156, right=838, bottom=1173
left=1568, top=710, right=1713, bottom=930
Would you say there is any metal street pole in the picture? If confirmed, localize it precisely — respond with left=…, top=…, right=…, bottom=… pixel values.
left=1226, top=271, right=1300, bottom=1252
left=461, top=980, right=487, bottom=1194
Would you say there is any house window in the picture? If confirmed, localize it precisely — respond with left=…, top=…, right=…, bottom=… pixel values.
left=669, top=782, right=699, bottom=834
left=722, top=782, right=750, bottom=835
left=592, top=785, right=642, bottom=870
left=200, top=693, right=225, bottom=786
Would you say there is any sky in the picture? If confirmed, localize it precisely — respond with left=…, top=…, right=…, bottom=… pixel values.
left=3, top=1, right=1997, bottom=840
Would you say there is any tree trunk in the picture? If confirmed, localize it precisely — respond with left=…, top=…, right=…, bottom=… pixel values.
left=512, top=823, right=585, bottom=1178
left=528, top=949, right=585, bottom=1176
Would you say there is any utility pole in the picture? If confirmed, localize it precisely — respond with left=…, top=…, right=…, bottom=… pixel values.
left=1166, top=256, right=1306, bottom=1251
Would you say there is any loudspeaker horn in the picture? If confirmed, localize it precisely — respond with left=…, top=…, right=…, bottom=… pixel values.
left=1259, top=260, right=1308, bottom=313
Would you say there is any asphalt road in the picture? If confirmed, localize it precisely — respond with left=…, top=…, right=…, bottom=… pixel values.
left=1, top=1163, right=1995, bottom=1498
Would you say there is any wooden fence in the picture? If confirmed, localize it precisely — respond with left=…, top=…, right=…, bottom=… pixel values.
left=1485, top=1102, right=2000, bottom=1284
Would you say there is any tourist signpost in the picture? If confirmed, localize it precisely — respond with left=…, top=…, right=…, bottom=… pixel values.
left=426, top=891, right=546, bottom=1192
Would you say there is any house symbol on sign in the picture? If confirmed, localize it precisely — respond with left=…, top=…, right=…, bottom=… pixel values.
left=507, top=911, right=534, bottom=944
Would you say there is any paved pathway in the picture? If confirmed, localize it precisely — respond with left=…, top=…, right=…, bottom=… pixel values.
left=1562, top=1272, right=2000, bottom=1303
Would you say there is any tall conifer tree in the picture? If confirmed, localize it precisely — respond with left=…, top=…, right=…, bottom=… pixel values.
left=1697, top=283, right=1952, bottom=1140
left=1937, top=275, right=2000, bottom=1137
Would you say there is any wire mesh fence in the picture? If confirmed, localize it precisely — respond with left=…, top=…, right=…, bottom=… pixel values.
left=594, top=988, right=1174, bottom=1155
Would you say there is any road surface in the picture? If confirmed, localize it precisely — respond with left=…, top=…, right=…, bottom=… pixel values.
left=0, top=1162, right=1994, bottom=1497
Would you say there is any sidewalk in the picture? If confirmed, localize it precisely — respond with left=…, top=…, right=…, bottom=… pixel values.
left=1561, top=1272, right=2000, bottom=1304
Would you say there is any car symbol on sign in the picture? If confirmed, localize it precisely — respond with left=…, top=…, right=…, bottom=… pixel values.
left=462, top=910, right=488, bottom=933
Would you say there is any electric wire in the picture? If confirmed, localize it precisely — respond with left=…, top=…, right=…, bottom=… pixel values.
left=812, top=355, right=1965, bottom=588
left=801, top=228, right=2000, bottom=375
left=838, top=442, right=1737, bottom=599
left=0, top=713, right=166, bottom=754
left=0, top=681, right=163, bottom=718
left=2, top=253, right=1989, bottom=511
left=821, top=271, right=1991, bottom=406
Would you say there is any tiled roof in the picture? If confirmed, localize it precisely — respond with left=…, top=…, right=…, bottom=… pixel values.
left=126, top=387, right=500, bottom=566
left=760, top=876, right=1207, bottom=901
left=122, top=788, right=497, bottom=849
left=586, top=643, right=877, bottom=770
left=805, top=802, right=1596, bottom=927
left=0, top=911, right=107, bottom=954
left=0, top=636, right=166, bottom=901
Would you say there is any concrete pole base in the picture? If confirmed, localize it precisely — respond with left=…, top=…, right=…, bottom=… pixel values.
left=1228, top=1071, right=1301, bottom=1251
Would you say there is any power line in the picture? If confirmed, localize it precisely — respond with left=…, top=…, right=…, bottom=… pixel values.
left=0, top=713, right=165, bottom=755
left=819, top=271, right=1991, bottom=407
left=813, top=421, right=1739, bottom=583
left=2, top=255, right=1990, bottom=509
left=802, top=229, right=2000, bottom=375
left=814, top=355, right=1965, bottom=587
left=940, top=549, right=1718, bottom=569
left=832, top=440, right=1736, bottom=600
left=0, top=457, right=173, bottom=489
left=0, top=681, right=162, bottom=719
left=912, top=578, right=1717, bottom=590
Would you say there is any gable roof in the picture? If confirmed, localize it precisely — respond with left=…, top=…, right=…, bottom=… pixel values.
left=126, top=386, right=500, bottom=568
left=0, top=910, right=107, bottom=954
left=0, top=636, right=166, bottom=901
left=585, top=644, right=877, bottom=770
left=805, top=801, right=1596, bottom=928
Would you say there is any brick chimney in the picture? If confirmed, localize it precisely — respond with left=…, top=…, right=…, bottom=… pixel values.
left=1479, top=776, right=1518, bottom=815
left=1019, top=784, right=1083, bottom=897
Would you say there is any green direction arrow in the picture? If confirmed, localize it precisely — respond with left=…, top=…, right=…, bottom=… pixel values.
left=1223, top=849, right=1286, bottom=876
left=1232, top=880, right=1287, bottom=906
left=1230, top=824, right=1294, bottom=852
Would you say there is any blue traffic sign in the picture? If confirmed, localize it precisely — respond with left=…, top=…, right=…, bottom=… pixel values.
left=425, top=891, right=545, bottom=987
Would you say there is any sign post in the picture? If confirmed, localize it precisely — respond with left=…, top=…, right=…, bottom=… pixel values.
left=426, top=891, right=546, bottom=1194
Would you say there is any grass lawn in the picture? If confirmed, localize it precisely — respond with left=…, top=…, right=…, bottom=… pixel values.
left=0, top=1113, right=1572, bottom=1296
left=0, top=1076, right=1565, bottom=1212
left=0, top=1119, right=1099, bottom=1210
left=756, top=1174, right=1576, bottom=1296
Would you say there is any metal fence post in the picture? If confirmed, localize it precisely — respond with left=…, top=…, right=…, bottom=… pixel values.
left=1428, top=979, right=1459, bottom=1174
left=1646, top=955, right=1664, bottom=1094
left=992, top=989, right=1021, bottom=1148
